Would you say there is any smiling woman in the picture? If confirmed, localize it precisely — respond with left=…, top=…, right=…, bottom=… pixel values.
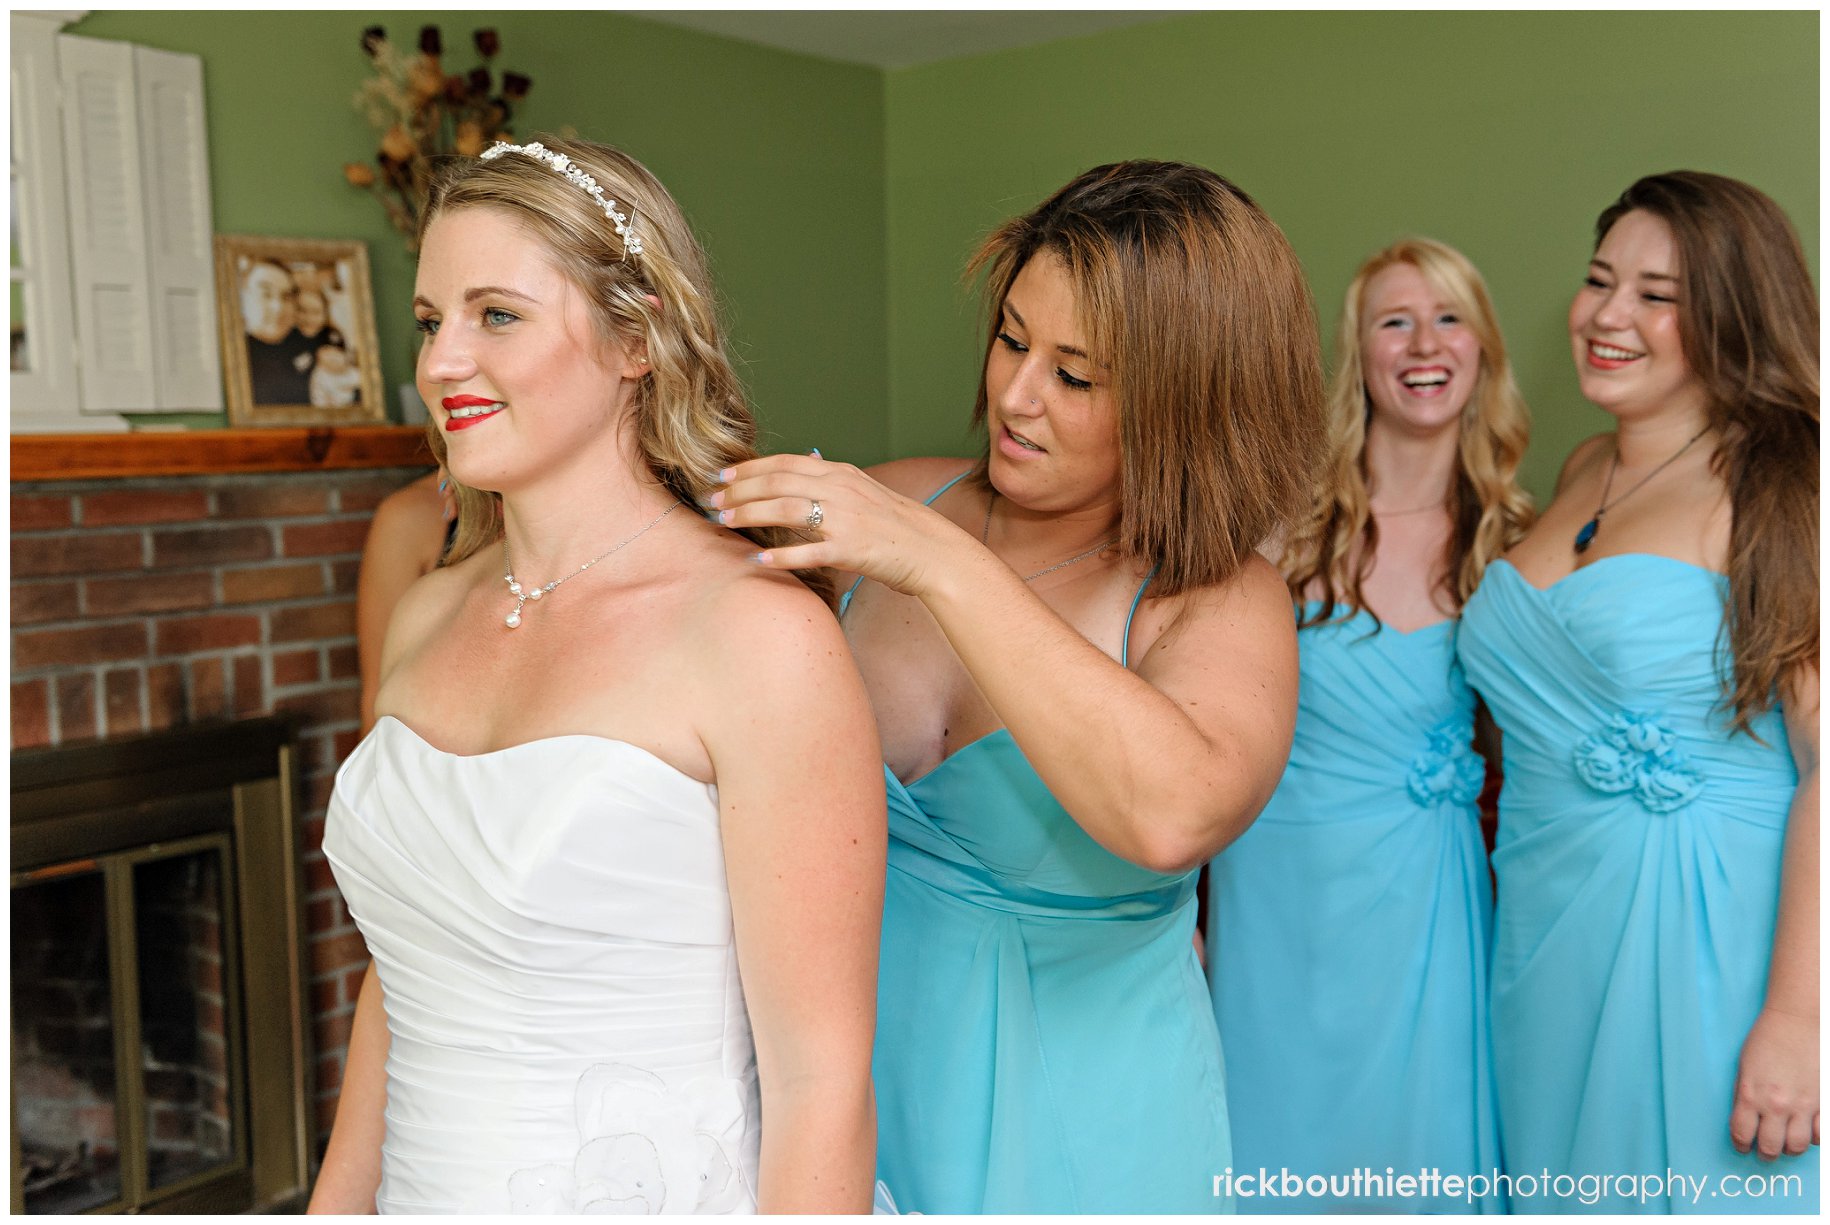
left=309, top=136, right=885, bottom=1215
left=1208, top=237, right=1532, bottom=1213
left=1459, top=171, right=1820, bottom=1212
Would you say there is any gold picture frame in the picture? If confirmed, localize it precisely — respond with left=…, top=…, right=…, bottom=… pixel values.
left=213, top=235, right=386, bottom=426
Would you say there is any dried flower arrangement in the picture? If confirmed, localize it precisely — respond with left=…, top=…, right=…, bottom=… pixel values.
left=344, top=25, right=532, bottom=251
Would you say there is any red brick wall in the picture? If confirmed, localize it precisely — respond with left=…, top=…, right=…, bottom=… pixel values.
left=10, top=466, right=430, bottom=1139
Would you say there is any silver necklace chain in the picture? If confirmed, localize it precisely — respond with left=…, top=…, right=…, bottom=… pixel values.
left=981, top=493, right=1117, bottom=583
left=501, top=502, right=681, bottom=629
left=1369, top=500, right=1446, bottom=517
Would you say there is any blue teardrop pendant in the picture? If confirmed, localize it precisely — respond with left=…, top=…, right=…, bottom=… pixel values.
left=1574, top=518, right=1598, bottom=554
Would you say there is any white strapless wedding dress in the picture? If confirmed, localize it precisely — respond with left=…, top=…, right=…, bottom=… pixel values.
left=323, top=716, right=761, bottom=1214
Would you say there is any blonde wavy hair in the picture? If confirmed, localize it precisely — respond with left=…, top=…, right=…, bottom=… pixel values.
left=1282, top=238, right=1534, bottom=626
left=416, top=135, right=831, bottom=604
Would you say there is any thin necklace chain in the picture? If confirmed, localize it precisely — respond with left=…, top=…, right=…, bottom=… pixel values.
left=981, top=493, right=1116, bottom=583
left=1369, top=500, right=1447, bottom=517
left=500, top=501, right=680, bottom=628
left=1574, top=427, right=1709, bottom=555
left=1596, top=428, right=1710, bottom=516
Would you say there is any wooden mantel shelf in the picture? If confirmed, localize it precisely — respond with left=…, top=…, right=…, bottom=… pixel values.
left=11, top=426, right=435, bottom=482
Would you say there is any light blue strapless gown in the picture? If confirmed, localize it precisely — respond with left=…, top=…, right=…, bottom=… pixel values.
left=1206, top=605, right=1504, bottom=1213
left=1458, top=556, right=1818, bottom=1214
left=853, top=471, right=1231, bottom=1213
left=872, top=731, right=1231, bottom=1212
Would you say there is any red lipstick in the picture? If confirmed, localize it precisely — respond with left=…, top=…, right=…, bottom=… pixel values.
left=441, top=394, right=504, bottom=432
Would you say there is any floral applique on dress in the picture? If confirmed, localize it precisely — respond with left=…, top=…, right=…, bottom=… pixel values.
left=1407, top=719, right=1486, bottom=808
left=1573, top=711, right=1705, bottom=814
left=506, top=1063, right=754, bottom=1214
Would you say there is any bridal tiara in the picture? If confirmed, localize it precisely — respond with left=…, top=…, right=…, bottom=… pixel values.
left=479, top=141, right=645, bottom=260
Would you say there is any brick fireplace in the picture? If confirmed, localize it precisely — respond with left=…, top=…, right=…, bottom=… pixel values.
left=11, top=428, right=432, bottom=1148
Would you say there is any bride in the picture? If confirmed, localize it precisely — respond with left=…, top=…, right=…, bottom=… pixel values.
left=310, top=137, right=885, bottom=1214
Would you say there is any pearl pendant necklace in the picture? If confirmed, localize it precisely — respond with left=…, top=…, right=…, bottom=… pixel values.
left=501, top=502, right=680, bottom=628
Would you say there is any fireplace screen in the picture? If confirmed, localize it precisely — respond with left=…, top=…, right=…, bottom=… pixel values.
left=11, top=718, right=310, bottom=1214
left=13, top=837, right=247, bottom=1213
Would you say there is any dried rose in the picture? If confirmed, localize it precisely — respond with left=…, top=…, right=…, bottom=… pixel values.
left=407, top=58, right=444, bottom=103
left=418, top=25, right=442, bottom=56
left=380, top=124, right=417, bottom=162
left=343, top=161, right=376, bottom=188
left=474, top=28, right=500, bottom=58
left=467, top=66, right=491, bottom=97
left=444, top=73, right=468, bottom=105
left=360, top=25, right=387, bottom=57
left=454, top=122, right=486, bottom=157
left=502, top=72, right=531, bottom=101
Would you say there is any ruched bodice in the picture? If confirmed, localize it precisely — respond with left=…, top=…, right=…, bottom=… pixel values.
left=873, top=731, right=1228, bottom=1213
left=1207, top=607, right=1501, bottom=1212
left=324, top=716, right=760, bottom=1214
left=1459, top=557, right=1816, bottom=1213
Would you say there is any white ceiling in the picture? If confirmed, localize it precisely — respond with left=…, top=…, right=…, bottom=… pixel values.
left=628, top=10, right=1178, bottom=71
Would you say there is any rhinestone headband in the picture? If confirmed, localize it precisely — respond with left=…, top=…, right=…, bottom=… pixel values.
left=479, top=141, right=644, bottom=259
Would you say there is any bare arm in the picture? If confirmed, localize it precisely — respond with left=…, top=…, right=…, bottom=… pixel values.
left=356, top=473, right=449, bottom=735
left=1731, top=663, right=1820, bottom=1160
left=920, top=540, right=1296, bottom=871
left=699, top=579, right=885, bottom=1211
left=307, top=964, right=389, bottom=1213
left=718, top=454, right=1298, bottom=873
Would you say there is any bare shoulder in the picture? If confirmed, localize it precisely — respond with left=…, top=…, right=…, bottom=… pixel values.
left=1556, top=432, right=1614, bottom=495
left=379, top=547, right=484, bottom=673
left=676, top=558, right=874, bottom=767
left=688, top=562, right=853, bottom=685
left=1133, top=552, right=1296, bottom=671
left=864, top=456, right=976, bottom=501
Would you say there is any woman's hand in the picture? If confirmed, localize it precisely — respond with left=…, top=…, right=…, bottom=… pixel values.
left=708, top=453, right=973, bottom=598
left=1730, top=1006, right=1819, bottom=1160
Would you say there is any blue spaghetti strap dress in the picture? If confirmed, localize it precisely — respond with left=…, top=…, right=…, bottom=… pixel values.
left=1206, top=605, right=1504, bottom=1212
left=847, top=473, right=1232, bottom=1213
left=1458, top=556, right=1818, bottom=1214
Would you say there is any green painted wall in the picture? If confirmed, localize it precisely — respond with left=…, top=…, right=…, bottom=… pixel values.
left=882, top=10, right=1819, bottom=498
left=69, top=10, right=887, bottom=458
left=57, top=11, right=1819, bottom=494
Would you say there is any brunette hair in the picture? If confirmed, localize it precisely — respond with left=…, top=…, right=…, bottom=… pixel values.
left=417, top=136, right=831, bottom=604
left=966, top=160, right=1324, bottom=596
left=1282, top=238, right=1535, bottom=625
left=1598, top=171, right=1819, bottom=732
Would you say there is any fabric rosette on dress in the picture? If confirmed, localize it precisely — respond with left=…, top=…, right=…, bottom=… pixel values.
left=1573, top=710, right=1705, bottom=813
left=1208, top=607, right=1503, bottom=1213
left=508, top=1064, right=753, bottom=1214
left=1458, top=557, right=1818, bottom=1213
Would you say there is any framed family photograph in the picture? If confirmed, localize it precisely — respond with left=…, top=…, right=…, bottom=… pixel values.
left=213, top=235, right=386, bottom=426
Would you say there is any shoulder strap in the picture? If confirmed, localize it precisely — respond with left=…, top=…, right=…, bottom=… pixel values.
left=839, top=468, right=974, bottom=619
left=923, top=469, right=972, bottom=507
left=1121, top=566, right=1159, bottom=668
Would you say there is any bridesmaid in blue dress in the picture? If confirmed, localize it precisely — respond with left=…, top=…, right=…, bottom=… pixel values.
left=1459, top=172, right=1819, bottom=1213
left=713, top=161, right=1325, bottom=1211
left=1207, top=238, right=1533, bottom=1212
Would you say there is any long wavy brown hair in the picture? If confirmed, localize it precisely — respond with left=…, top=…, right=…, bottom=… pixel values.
left=417, top=135, right=831, bottom=605
left=966, top=160, right=1325, bottom=597
left=1598, top=172, right=1819, bottom=733
left=1280, top=238, right=1535, bottom=626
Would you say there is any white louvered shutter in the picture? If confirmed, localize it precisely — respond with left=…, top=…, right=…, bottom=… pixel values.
left=59, top=33, right=158, bottom=413
left=134, top=45, right=220, bottom=411
left=9, top=12, right=94, bottom=429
